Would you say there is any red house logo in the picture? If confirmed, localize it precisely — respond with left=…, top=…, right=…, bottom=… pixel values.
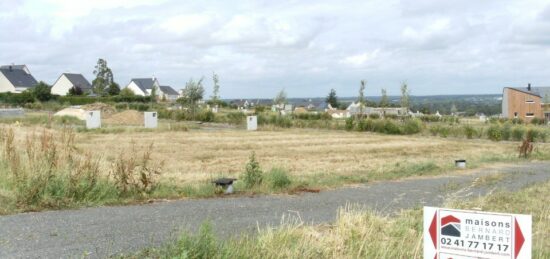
left=441, top=215, right=461, bottom=237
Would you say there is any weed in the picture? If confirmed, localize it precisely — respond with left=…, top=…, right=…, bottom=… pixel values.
left=242, top=152, right=263, bottom=188
left=267, top=167, right=292, bottom=189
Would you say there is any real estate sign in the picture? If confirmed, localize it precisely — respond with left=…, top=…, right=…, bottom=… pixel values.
left=424, top=207, right=531, bottom=259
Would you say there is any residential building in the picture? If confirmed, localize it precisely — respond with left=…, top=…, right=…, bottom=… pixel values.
left=502, top=84, right=550, bottom=122
left=158, top=85, right=179, bottom=101
left=0, top=65, right=38, bottom=93
left=51, top=73, right=92, bottom=96
left=125, top=77, right=160, bottom=96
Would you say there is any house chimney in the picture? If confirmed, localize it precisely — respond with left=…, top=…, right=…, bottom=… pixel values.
left=528, top=83, right=531, bottom=91
left=8, top=65, right=12, bottom=72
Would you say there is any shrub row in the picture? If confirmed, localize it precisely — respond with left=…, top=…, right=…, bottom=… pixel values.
left=345, top=118, right=423, bottom=135
left=419, top=115, right=460, bottom=124
left=428, top=123, right=548, bottom=142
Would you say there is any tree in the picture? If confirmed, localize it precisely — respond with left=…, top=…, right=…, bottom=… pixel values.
left=178, top=78, right=205, bottom=119
left=92, top=58, right=114, bottom=96
left=326, top=88, right=338, bottom=108
left=68, top=86, right=84, bottom=96
left=106, top=82, right=121, bottom=96
left=400, top=82, right=410, bottom=109
left=379, top=88, right=389, bottom=107
left=119, top=87, right=135, bottom=97
left=150, top=85, right=157, bottom=101
left=273, top=89, right=287, bottom=105
left=32, top=81, right=52, bottom=102
left=358, top=80, right=366, bottom=117
left=211, top=72, right=220, bottom=103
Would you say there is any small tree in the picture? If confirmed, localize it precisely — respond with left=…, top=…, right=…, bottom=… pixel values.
left=107, top=82, right=121, bottom=96
left=242, top=152, right=263, bottom=188
left=273, top=89, right=287, bottom=105
left=211, top=72, right=220, bottom=103
left=358, top=80, right=366, bottom=118
left=400, top=82, right=410, bottom=109
left=32, top=81, right=52, bottom=102
left=68, top=86, right=84, bottom=96
left=178, top=78, right=205, bottom=119
left=326, top=88, right=338, bottom=108
left=92, top=58, right=114, bottom=96
left=379, top=88, right=389, bottom=107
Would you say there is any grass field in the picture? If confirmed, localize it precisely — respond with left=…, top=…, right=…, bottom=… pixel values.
left=2, top=120, right=550, bottom=214
left=11, top=124, right=547, bottom=184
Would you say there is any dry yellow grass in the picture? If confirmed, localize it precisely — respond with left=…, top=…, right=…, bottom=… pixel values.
left=29, top=127, right=541, bottom=184
left=7, top=125, right=547, bottom=186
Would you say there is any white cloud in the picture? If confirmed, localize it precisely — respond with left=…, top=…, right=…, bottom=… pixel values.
left=160, top=14, right=213, bottom=35
left=340, top=50, right=381, bottom=66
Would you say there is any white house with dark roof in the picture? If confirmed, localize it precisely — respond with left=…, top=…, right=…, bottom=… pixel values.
left=0, top=65, right=38, bottom=93
left=159, top=85, right=179, bottom=101
left=51, top=73, right=92, bottom=96
left=125, top=77, right=160, bottom=96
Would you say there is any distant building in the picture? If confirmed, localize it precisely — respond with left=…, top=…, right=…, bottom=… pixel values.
left=346, top=102, right=408, bottom=117
left=0, top=65, right=38, bottom=93
left=125, top=77, right=160, bottom=96
left=158, top=86, right=179, bottom=101
left=51, top=73, right=92, bottom=96
left=502, top=84, right=550, bottom=122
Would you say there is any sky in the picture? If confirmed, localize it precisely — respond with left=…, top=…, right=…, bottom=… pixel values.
left=1, top=0, right=550, bottom=98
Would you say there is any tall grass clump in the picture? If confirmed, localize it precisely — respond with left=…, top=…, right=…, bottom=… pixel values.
left=111, top=142, right=164, bottom=195
left=267, top=167, right=292, bottom=189
left=242, top=152, right=263, bottom=188
left=0, top=127, right=166, bottom=213
left=0, top=127, right=117, bottom=210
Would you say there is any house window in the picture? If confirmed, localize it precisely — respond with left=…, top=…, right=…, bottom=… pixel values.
left=526, top=100, right=534, bottom=103
left=514, top=112, right=518, bottom=118
left=526, top=113, right=535, bottom=117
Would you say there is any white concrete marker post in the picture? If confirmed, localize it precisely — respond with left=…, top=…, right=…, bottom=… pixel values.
left=424, top=206, right=531, bottom=259
left=144, top=112, right=158, bottom=128
left=247, top=116, right=257, bottom=131
left=85, top=110, right=101, bottom=129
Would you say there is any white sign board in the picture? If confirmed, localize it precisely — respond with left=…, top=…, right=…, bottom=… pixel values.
left=85, top=110, right=101, bottom=129
left=424, top=207, right=531, bottom=259
left=144, top=112, right=158, bottom=128
left=247, top=116, right=257, bottom=131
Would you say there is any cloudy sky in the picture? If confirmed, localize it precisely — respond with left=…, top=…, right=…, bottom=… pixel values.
left=2, top=0, right=550, bottom=98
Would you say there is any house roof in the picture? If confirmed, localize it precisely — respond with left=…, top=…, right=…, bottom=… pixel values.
left=159, top=85, right=179, bottom=96
left=63, top=73, right=92, bottom=90
left=506, top=87, right=546, bottom=98
left=0, top=65, right=28, bottom=71
left=0, top=67, right=38, bottom=88
left=130, top=78, right=157, bottom=93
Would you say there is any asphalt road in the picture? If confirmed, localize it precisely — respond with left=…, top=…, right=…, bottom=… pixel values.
left=1, top=162, right=549, bottom=258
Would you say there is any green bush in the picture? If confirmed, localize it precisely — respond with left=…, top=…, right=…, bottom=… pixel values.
left=511, top=126, right=525, bottom=141
left=401, top=119, right=422, bottom=134
left=487, top=124, right=502, bottom=141
left=267, top=168, right=292, bottom=189
left=197, top=110, right=215, bottom=122
left=225, top=112, right=245, bottom=124
left=368, top=113, right=380, bottom=119
left=242, top=152, right=263, bottom=188
left=501, top=123, right=512, bottom=141
left=345, top=117, right=354, bottom=131
left=531, top=117, right=545, bottom=125
left=462, top=125, right=476, bottom=139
